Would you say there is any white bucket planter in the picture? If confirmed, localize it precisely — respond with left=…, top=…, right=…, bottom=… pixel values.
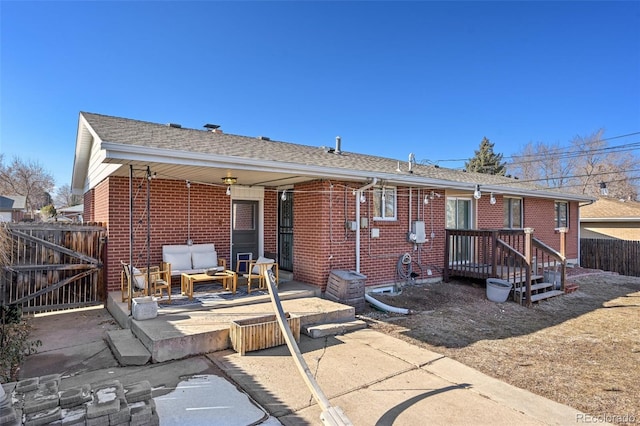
left=132, top=296, right=158, bottom=320
left=486, top=278, right=513, bottom=303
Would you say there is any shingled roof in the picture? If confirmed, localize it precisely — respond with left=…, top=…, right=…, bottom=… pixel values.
left=0, top=195, right=26, bottom=211
left=580, top=197, right=640, bottom=221
left=74, top=112, right=594, bottom=202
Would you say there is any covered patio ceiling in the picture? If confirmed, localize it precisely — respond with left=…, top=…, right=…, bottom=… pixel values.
left=103, top=159, right=342, bottom=190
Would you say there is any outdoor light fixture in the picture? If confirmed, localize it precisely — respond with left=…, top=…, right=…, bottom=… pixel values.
left=226, top=186, right=231, bottom=196
left=424, top=194, right=429, bottom=205
left=222, top=175, right=237, bottom=185
left=473, top=185, right=482, bottom=200
left=600, top=182, right=608, bottom=196
left=281, top=190, right=287, bottom=202
left=360, top=193, right=366, bottom=203
left=490, top=192, right=496, bottom=205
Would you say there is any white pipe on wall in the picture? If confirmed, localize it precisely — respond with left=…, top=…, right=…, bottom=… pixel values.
left=356, top=178, right=378, bottom=273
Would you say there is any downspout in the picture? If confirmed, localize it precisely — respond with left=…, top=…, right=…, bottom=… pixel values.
left=356, top=178, right=378, bottom=273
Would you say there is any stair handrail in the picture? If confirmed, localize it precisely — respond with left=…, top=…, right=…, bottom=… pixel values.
left=532, top=237, right=566, bottom=262
left=532, top=236, right=567, bottom=292
left=496, top=238, right=531, bottom=305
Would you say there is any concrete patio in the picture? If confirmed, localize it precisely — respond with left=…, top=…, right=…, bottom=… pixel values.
left=105, top=278, right=360, bottom=364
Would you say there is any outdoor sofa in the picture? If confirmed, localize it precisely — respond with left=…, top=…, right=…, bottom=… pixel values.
left=161, top=243, right=226, bottom=280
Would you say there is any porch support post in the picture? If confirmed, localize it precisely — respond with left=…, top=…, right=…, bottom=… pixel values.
left=524, top=228, right=534, bottom=307
left=129, top=165, right=134, bottom=312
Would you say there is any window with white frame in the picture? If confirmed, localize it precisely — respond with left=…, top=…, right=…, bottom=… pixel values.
left=373, top=186, right=396, bottom=220
left=503, top=197, right=523, bottom=228
left=555, top=201, right=569, bottom=228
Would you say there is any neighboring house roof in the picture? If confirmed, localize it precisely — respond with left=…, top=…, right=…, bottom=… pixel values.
left=580, top=198, right=640, bottom=222
left=0, top=195, right=27, bottom=211
left=57, top=204, right=84, bottom=214
left=72, top=112, right=593, bottom=202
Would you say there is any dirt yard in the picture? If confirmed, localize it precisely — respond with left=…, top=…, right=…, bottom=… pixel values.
left=360, top=269, right=640, bottom=425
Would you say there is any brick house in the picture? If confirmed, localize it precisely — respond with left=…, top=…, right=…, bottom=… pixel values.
left=71, top=112, right=594, bottom=294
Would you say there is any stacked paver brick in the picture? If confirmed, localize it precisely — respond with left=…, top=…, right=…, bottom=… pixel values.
left=1, top=375, right=158, bottom=426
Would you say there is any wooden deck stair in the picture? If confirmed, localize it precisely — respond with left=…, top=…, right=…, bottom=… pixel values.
left=445, top=228, right=569, bottom=307
left=513, top=275, right=564, bottom=303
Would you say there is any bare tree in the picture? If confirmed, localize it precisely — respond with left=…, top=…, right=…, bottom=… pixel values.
left=511, top=141, right=577, bottom=189
left=54, top=184, right=82, bottom=208
left=509, top=129, right=640, bottom=200
left=0, top=155, right=55, bottom=217
left=568, top=130, right=639, bottom=199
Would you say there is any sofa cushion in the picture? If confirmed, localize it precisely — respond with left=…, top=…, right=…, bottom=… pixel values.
left=163, top=252, right=192, bottom=271
left=192, top=250, right=218, bottom=269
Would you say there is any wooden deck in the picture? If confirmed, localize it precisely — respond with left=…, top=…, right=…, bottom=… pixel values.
left=444, top=228, right=568, bottom=306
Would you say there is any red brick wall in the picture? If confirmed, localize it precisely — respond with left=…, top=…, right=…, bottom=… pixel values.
left=92, top=174, right=581, bottom=293
left=264, top=190, right=278, bottom=256
left=293, top=181, right=447, bottom=289
left=524, top=198, right=579, bottom=260
left=83, top=189, right=95, bottom=222
left=292, top=180, right=332, bottom=287
left=99, top=177, right=231, bottom=292
left=477, top=194, right=506, bottom=228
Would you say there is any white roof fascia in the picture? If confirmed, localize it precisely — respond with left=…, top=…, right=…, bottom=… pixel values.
left=71, top=115, right=97, bottom=194
left=99, top=142, right=594, bottom=202
left=580, top=217, right=640, bottom=222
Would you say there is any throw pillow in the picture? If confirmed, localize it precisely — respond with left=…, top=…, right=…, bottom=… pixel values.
left=251, top=256, right=274, bottom=274
left=132, top=267, right=147, bottom=290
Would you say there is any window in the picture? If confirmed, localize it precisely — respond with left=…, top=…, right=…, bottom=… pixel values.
left=446, top=197, right=473, bottom=264
left=446, top=198, right=472, bottom=229
left=555, top=201, right=568, bottom=228
left=373, top=186, right=396, bottom=220
left=503, top=197, right=523, bottom=228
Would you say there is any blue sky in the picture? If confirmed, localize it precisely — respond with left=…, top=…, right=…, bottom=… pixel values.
left=2, top=1, right=639, bottom=189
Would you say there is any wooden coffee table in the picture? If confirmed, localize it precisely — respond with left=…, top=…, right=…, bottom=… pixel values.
left=181, top=270, right=237, bottom=300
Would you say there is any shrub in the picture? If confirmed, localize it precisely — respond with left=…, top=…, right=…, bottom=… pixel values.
left=0, top=221, right=42, bottom=383
left=0, top=305, right=42, bottom=383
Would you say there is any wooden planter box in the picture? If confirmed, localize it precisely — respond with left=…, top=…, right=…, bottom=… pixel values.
left=230, top=313, right=300, bottom=356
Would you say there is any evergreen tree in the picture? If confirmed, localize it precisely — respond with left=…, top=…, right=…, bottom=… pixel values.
left=465, top=137, right=507, bottom=175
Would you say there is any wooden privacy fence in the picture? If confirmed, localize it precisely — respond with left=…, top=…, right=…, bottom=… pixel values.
left=581, top=238, right=640, bottom=277
left=1, top=222, right=107, bottom=314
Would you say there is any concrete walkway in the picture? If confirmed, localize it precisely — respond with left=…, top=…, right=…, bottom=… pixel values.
left=10, top=305, right=593, bottom=425
left=209, top=328, right=587, bottom=425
